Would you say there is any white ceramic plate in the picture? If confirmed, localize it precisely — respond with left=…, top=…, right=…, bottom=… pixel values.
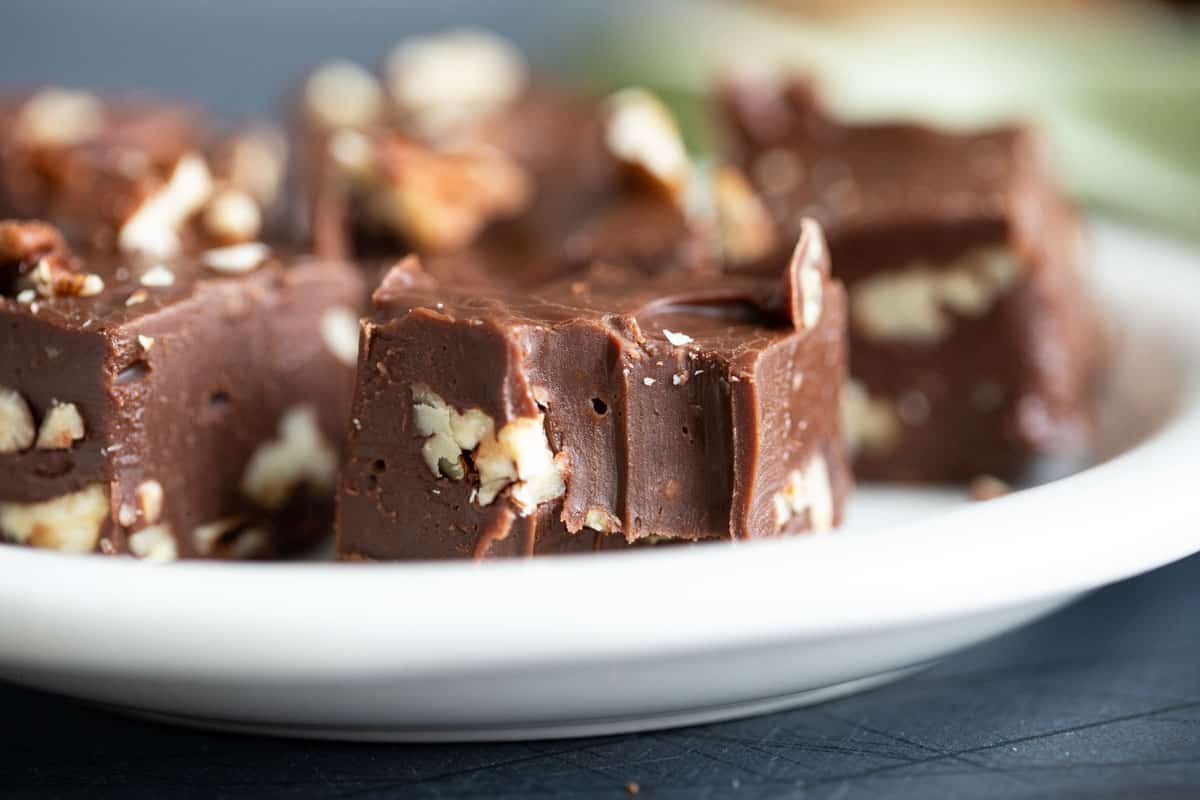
left=0, top=220, right=1197, bottom=742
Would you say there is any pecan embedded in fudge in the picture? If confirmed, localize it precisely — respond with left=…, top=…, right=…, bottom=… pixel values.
left=301, top=31, right=713, bottom=266
left=337, top=220, right=850, bottom=561
left=0, top=88, right=287, bottom=258
left=0, top=221, right=364, bottom=559
left=720, top=79, right=1102, bottom=481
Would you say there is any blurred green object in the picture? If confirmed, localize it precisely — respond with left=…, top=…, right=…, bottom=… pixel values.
left=595, top=0, right=1200, bottom=238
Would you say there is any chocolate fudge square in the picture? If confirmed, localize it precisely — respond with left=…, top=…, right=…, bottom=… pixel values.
left=0, top=221, right=363, bottom=559
left=0, top=87, right=287, bottom=258
left=337, top=220, right=850, bottom=561
left=300, top=30, right=704, bottom=267
left=720, top=79, right=1102, bottom=481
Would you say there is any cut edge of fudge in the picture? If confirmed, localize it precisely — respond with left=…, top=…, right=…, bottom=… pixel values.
left=0, top=220, right=364, bottom=560
left=719, top=75, right=1105, bottom=482
left=336, top=219, right=851, bottom=561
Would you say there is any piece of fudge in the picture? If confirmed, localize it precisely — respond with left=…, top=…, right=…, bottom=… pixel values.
left=0, top=87, right=287, bottom=259
left=720, top=79, right=1102, bottom=481
left=337, top=219, right=850, bottom=560
left=298, top=30, right=715, bottom=270
left=0, top=220, right=363, bottom=559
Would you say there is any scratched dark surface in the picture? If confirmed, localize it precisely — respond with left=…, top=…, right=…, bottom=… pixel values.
left=1, top=551, right=1198, bottom=799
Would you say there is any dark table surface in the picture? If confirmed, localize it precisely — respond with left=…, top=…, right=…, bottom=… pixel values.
left=3, top=551, right=1199, bottom=800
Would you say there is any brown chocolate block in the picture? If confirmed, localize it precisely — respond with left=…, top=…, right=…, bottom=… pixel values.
left=720, top=79, right=1102, bottom=481
left=337, top=220, right=851, bottom=561
left=0, top=221, right=363, bottom=559
left=298, top=31, right=704, bottom=271
left=0, top=88, right=287, bottom=259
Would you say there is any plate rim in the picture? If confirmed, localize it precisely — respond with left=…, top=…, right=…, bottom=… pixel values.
left=1, top=218, right=1198, bottom=679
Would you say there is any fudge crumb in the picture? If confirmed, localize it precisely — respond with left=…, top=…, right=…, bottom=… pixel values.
left=969, top=475, right=1012, bottom=502
left=625, top=782, right=640, bottom=795
left=663, top=329, right=693, bottom=346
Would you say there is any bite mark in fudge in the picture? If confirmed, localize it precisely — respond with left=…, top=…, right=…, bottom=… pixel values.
left=337, top=219, right=851, bottom=561
left=0, top=220, right=364, bottom=559
left=720, top=79, right=1102, bottom=481
left=0, top=88, right=287, bottom=257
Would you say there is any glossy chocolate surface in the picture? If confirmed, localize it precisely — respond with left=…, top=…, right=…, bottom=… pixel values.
left=721, top=79, right=1103, bottom=481
left=338, top=222, right=850, bottom=560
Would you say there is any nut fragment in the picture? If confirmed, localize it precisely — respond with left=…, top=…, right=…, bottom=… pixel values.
left=851, top=247, right=1022, bottom=344
left=305, top=60, right=385, bottom=131
left=385, top=29, right=527, bottom=141
left=203, top=188, right=262, bottom=244
left=495, top=417, right=566, bottom=513
left=224, top=125, right=287, bottom=206
left=192, top=516, right=244, bottom=556
left=0, top=483, right=109, bottom=552
left=662, top=329, right=693, bottom=346
left=583, top=508, right=621, bottom=534
left=771, top=453, right=835, bottom=532
left=328, top=128, right=375, bottom=178
left=35, top=401, right=85, bottom=450
left=0, top=387, right=36, bottom=453
left=15, top=88, right=104, bottom=147
left=241, top=406, right=337, bottom=509
left=128, top=525, right=177, bottom=561
left=135, top=479, right=164, bottom=524
left=713, top=165, right=776, bottom=264
left=30, top=258, right=103, bottom=299
left=605, top=88, right=690, bottom=202
left=119, top=153, right=214, bottom=258
left=139, top=264, right=176, bottom=287
left=969, top=475, right=1012, bottom=502
left=320, top=306, right=360, bottom=367
left=791, top=222, right=825, bottom=330
left=202, top=242, right=270, bottom=274
left=840, top=380, right=901, bottom=458
left=368, top=141, right=531, bottom=253
left=411, top=384, right=565, bottom=514
left=227, top=527, right=269, bottom=560
left=0, top=220, right=69, bottom=266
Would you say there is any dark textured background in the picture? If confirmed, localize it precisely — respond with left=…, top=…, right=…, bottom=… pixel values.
left=3, top=3, right=1199, bottom=797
